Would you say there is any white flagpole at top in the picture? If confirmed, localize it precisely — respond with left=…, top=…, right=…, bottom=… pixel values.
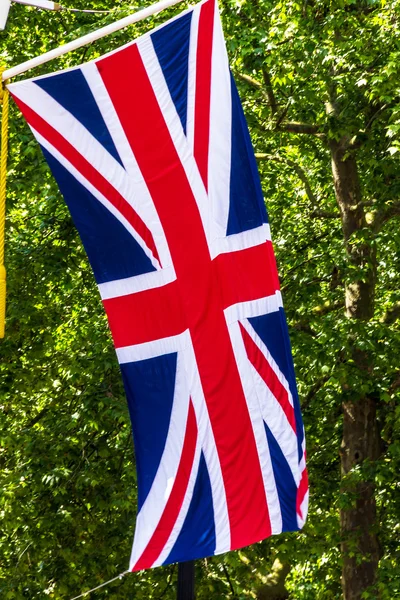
left=2, top=0, right=186, bottom=81
left=0, top=0, right=12, bottom=31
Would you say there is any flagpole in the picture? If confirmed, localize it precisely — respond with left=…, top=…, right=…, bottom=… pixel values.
left=2, top=0, right=186, bottom=81
left=177, top=561, right=195, bottom=600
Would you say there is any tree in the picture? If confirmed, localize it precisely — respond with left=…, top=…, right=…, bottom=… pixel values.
left=1, top=0, right=400, bottom=599
left=222, top=0, right=400, bottom=597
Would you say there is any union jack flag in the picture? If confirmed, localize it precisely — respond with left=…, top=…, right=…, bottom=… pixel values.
left=9, top=0, right=308, bottom=570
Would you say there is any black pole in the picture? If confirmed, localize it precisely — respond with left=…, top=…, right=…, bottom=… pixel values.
left=177, top=561, right=195, bottom=600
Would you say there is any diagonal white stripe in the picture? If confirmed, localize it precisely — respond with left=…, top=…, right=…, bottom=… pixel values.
left=118, top=329, right=231, bottom=556
left=136, top=33, right=214, bottom=253
left=249, top=363, right=300, bottom=486
left=82, top=62, right=142, bottom=176
left=228, top=320, right=282, bottom=534
left=31, top=128, right=160, bottom=270
left=11, top=80, right=162, bottom=268
left=186, top=4, right=200, bottom=156
left=182, top=332, right=231, bottom=554
left=208, top=2, right=232, bottom=240
left=81, top=62, right=174, bottom=273
left=152, top=433, right=202, bottom=567
left=129, top=348, right=191, bottom=569
left=240, top=316, right=295, bottom=409
left=240, top=318, right=300, bottom=485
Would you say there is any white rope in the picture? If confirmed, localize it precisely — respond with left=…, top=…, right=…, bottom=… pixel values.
left=69, top=570, right=131, bottom=600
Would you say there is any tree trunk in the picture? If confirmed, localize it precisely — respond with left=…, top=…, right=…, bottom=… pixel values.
left=341, top=397, right=381, bottom=600
left=257, top=559, right=290, bottom=600
left=330, top=140, right=381, bottom=600
left=330, top=141, right=376, bottom=320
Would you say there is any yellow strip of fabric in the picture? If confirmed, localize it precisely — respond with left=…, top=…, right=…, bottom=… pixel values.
left=0, top=68, right=9, bottom=338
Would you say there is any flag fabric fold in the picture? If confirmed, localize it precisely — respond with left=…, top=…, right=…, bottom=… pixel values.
left=9, top=0, right=308, bottom=570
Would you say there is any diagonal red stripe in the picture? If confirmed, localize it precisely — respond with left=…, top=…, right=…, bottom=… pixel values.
left=10, top=94, right=161, bottom=267
left=133, top=400, right=198, bottom=571
left=296, top=466, right=309, bottom=519
left=240, top=322, right=297, bottom=434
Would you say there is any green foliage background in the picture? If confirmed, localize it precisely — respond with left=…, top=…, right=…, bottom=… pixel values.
left=1, top=0, right=400, bottom=598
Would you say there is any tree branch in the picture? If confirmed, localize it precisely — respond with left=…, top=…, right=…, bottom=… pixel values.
left=291, top=321, right=317, bottom=337
left=389, top=371, right=400, bottom=394
left=296, top=231, right=332, bottom=253
left=380, top=302, right=400, bottom=325
left=348, top=98, right=400, bottom=149
left=276, top=121, right=325, bottom=138
left=349, top=199, right=376, bottom=211
left=281, top=253, right=327, bottom=281
left=310, top=209, right=340, bottom=219
left=364, top=103, right=389, bottom=132
left=256, top=153, right=316, bottom=202
left=262, top=67, right=278, bottom=115
left=222, top=563, right=237, bottom=598
left=291, top=301, right=343, bottom=341
left=25, top=407, right=48, bottom=428
left=312, top=300, right=344, bottom=316
left=373, top=200, right=400, bottom=232
left=157, top=565, right=176, bottom=599
left=301, top=375, right=332, bottom=411
left=282, top=275, right=332, bottom=292
left=234, top=72, right=267, bottom=95
left=275, top=100, right=290, bottom=127
left=235, top=71, right=324, bottom=137
left=257, top=154, right=339, bottom=218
